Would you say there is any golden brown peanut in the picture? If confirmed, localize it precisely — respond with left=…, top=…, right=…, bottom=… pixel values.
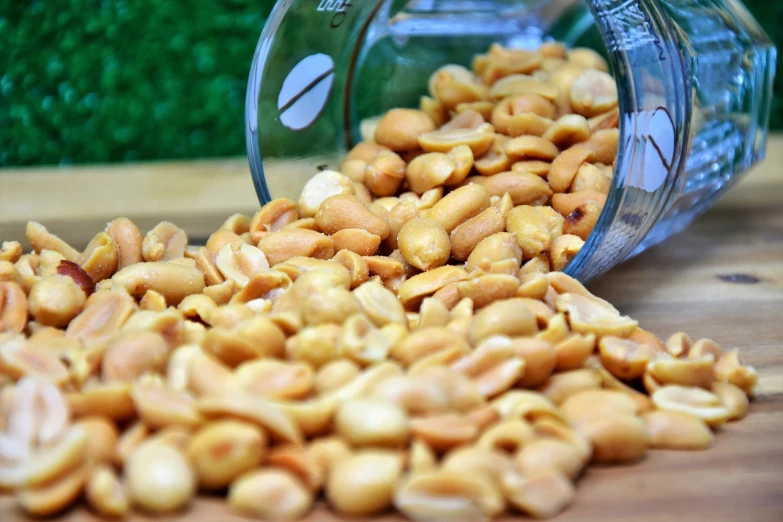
left=468, top=298, right=538, bottom=345
left=415, top=366, right=485, bottom=413
left=571, top=162, right=612, bottom=193
left=443, top=145, right=475, bottom=186
left=582, top=128, right=619, bottom=164
left=187, top=420, right=266, bottom=490
left=537, top=368, right=602, bottom=405
left=112, top=422, right=149, bottom=468
left=301, top=286, right=362, bottom=326
left=101, top=330, right=168, bottom=382
left=715, top=349, right=758, bottom=395
left=131, top=379, right=202, bottom=430
left=285, top=323, right=342, bottom=368
left=420, top=95, right=447, bottom=127
left=398, top=217, right=451, bottom=271
left=563, top=202, right=602, bottom=240
left=570, top=69, right=618, bottom=117
left=418, top=297, right=451, bottom=329
left=568, top=47, right=609, bottom=71
left=264, top=443, right=324, bottom=492
left=431, top=65, right=487, bottom=109
left=0, top=260, right=22, bottom=287
left=79, top=232, right=119, bottom=282
left=652, top=385, right=730, bottom=427
left=418, top=124, right=495, bottom=156
left=236, top=359, right=313, bottom=400
left=67, top=381, right=135, bottom=422
left=543, top=113, right=591, bottom=148
left=552, top=191, right=606, bottom=221
left=503, top=471, right=575, bottom=519
left=383, top=201, right=418, bottom=252
left=395, top=469, right=504, bottom=521
left=125, top=440, right=196, bottom=513
left=16, top=462, right=89, bottom=517
left=327, top=451, right=404, bottom=516
left=504, top=136, right=559, bottom=163
left=648, top=349, right=715, bottom=383
left=515, top=438, right=586, bottom=480
left=687, top=338, right=723, bottom=361
left=398, top=266, right=468, bottom=311
left=405, top=152, right=455, bottom=194
left=330, top=228, right=382, bottom=257
left=0, top=240, right=23, bottom=263
left=409, top=438, right=438, bottom=473
left=229, top=468, right=313, bottom=521
left=258, top=228, right=335, bottom=266
left=556, top=292, right=638, bottom=337
left=712, top=381, right=749, bottom=421
left=248, top=198, right=299, bottom=244
left=314, top=359, right=361, bottom=395
left=506, top=205, right=556, bottom=260
left=454, top=101, right=495, bottom=121
left=516, top=272, right=549, bottom=301
left=392, top=327, right=470, bottom=367
left=220, top=213, right=251, bottom=235
left=483, top=171, right=554, bottom=206
left=363, top=256, right=406, bottom=290
left=352, top=280, right=407, bottom=327
left=642, top=410, right=714, bottom=450
left=334, top=398, right=408, bottom=448
left=197, top=393, right=303, bottom=445
left=578, top=412, right=649, bottom=463
left=369, top=375, right=449, bottom=416
left=374, top=108, right=436, bottom=151
left=139, top=288, right=166, bottom=311
left=102, top=219, right=141, bottom=270
left=74, top=416, right=120, bottom=464
left=554, top=333, right=595, bottom=371
left=547, top=144, right=603, bottom=191
left=549, top=234, right=584, bottom=271
left=85, top=464, right=129, bottom=518
left=475, top=135, right=513, bottom=177
left=109, top=262, right=203, bottom=306
left=341, top=159, right=368, bottom=183
left=490, top=74, right=559, bottom=101
left=333, top=249, right=370, bottom=289
left=142, top=221, right=188, bottom=262
left=1, top=282, right=28, bottom=333
left=512, top=160, right=552, bottom=177
left=505, top=338, right=556, bottom=388
left=452, top=339, right=524, bottom=398
left=465, top=232, right=523, bottom=273
left=308, top=436, right=353, bottom=479
left=203, top=316, right=286, bottom=367
left=559, top=389, right=642, bottom=427
left=408, top=413, right=478, bottom=451
left=459, top=273, right=521, bottom=310
left=598, top=336, right=657, bottom=380
left=25, top=222, right=81, bottom=261
left=365, top=152, right=407, bottom=197
left=428, top=183, right=491, bottom=233
left=588, top=108, right=620, bottom=132
left=344, top=141, right=391, bottom=164
left=474, top=418, right=536, bottom=454
left=315, top=194, right=390, bottom=240
left=0, top=336, right=70, bottom=384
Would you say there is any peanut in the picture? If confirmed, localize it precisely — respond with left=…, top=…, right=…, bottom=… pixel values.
left=229, top=468, right=313, bottom=521
left=327, top=451, right=404, bottom=516
left=375, top=108, right=436, bottom=151
left=335, top=398, right=409, bottom=448
left=186, top=420, right=266, bottom=490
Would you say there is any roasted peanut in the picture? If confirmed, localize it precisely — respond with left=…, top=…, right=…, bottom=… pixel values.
left=375, top=108, right=436, bottom=151
left=395, top=470, right=504, bottom=521
left=187, top=420, right=266, bottom=490
left=652, top=385, right=730, bottom=427
left=468, top=298, right=538, bottom=344
left=0, top=282, right=28, bottom=333
left=85, top=464, right=129, bottom=518
left=642, top=410, right=714, bottom=450
left=327, top=450, right=404, bottom=516
left=229, top=468, right=313, bottom=521
left=365, top=152, right=407, bottom=196
left=398, top=217, right=451, bottom=271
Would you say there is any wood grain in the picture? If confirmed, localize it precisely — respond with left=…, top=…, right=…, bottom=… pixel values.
left=0, top=141, right=781, bottom=521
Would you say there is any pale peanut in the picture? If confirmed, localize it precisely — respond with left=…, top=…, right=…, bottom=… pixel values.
left=187, top=420, right=266, bottom=490
left=326, top=451, right=404, bottom=516
left=335, top=398, right=408, bottom=448
left=642, top=410, right=714, bottom=450
left=229, top=468, right=313, bottom=521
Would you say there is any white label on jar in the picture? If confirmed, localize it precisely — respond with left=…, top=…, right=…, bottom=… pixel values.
left=621, top=107, right=675, bottom=192
left=278, top=53, right=335, bottom=131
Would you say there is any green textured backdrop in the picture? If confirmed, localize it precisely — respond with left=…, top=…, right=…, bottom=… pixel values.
left=0, top=0, right=779, bottom=167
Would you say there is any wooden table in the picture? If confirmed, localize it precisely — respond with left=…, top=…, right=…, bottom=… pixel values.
left=0, top=141, right=782, bottom=521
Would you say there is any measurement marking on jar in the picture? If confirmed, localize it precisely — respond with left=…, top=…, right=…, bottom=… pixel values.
left=317, top=0, right=353, bottom=28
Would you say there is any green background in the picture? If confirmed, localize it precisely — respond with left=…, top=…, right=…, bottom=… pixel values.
left=0, top=0, right=779, bottom=168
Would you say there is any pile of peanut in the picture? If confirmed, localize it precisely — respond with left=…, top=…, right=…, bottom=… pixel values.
left=0, top=41, right=758, bottom=521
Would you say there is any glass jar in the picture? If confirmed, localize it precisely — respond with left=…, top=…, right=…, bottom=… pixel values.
left=245, top=0, right=776, bottom=281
